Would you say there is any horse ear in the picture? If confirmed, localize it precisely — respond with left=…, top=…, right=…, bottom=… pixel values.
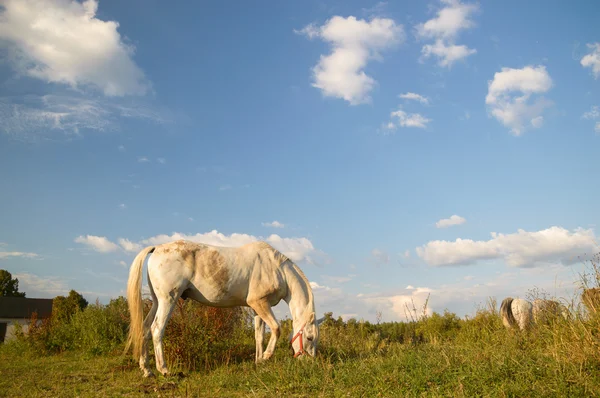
left=308, top=312, right=315, bottom=324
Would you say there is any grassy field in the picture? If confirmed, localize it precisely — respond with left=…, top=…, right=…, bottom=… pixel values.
left=1, top=296, right=600, bottom=398
left=2, top=257, right=600, bottom=397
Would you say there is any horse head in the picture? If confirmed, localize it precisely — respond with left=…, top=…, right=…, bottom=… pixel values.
left=291, top=312, right=323, bottom=358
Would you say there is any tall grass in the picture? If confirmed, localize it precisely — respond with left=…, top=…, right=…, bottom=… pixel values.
left=2, top=252, right=600, bottom=395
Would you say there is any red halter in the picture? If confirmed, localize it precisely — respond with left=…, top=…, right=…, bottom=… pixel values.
left=290, top=323, right=306, bottom=358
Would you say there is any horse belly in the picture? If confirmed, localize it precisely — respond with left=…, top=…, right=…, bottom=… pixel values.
left=183, top=281, right=248, bottom=307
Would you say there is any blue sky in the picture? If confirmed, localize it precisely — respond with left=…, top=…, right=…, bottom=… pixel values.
left=1, top=0, right=599, bottom=322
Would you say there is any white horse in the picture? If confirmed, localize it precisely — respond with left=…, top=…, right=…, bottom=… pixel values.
left=500, top=297, right=533, bottom=331
left=125, top=240, right=320, bottom=377
left=532, top=298, right=569, bottom=324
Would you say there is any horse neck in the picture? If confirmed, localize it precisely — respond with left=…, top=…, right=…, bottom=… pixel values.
left=284, top=263, right=314, bottom=328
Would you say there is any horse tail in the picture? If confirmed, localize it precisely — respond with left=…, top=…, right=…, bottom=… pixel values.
left=124, top=245, right=156, bottom=359
left=500, top=297, right=517, bottom=328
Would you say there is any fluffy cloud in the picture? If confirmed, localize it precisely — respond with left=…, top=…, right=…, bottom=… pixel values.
left=386, top=108, right=431, bottom=129
left=0, top=251, right=39, bottom=259
left=399, top=92, right=429, bottom=104
left=485, top=65, right=553, bottom=135
left=74, top=235, right=120, bottom=253
left=75, top=230, right=322, bottom=264
left=420, top=40, right=476, bottom=67
left=14, top=273, right=68, bottom=296
left=416, top=226, right=597, bottom=267
left=415, top=0, right=477, bottom=39
left=296, top=16, right=404, bottom=105
left=262, top=221, right=285, bottom=228
left=415, top=0, right=478, bottom=67
left=305, top=260, right=584, bottom=323
left=0, top=0, right=149, bottom=96
left=436, top=215, right=466, bottom=228
left=118, top=238, right=142, bottom=253
left=581, top=43, right=600, bottom=79
left=310, top=281, right=433, bottom=322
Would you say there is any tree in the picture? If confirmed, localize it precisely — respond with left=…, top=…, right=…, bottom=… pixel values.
left=0, top=269, right=26, bottom=297
left=52, top=290, right=88, bottom=323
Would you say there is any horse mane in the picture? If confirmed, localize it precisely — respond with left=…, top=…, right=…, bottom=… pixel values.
left=255, top=241, right=314, bottom=312
left=500, top=297, right=517, bottom=328
left=290, top=262, right=314, bottom=311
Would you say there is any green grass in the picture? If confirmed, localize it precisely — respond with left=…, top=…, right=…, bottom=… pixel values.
left=2, top=312, right=600, bottom=398
left=3, top=257, right=600, bottom=397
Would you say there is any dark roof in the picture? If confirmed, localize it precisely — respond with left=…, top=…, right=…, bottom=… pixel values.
left=0, top=297, right=53, bottom=319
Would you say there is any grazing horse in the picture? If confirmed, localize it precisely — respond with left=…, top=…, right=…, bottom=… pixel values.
left=125, top=240, right=320, bottom=377
left=500, top=297, right=533, bottom=331
left=532, top=299, right=569, bottom=324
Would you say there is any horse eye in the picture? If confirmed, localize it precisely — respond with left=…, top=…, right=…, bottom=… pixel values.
left=307, top=336, right=313, bottom=342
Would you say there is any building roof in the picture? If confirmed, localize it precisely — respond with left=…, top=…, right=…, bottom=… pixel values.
left=0, top=297, right=53, bottom=319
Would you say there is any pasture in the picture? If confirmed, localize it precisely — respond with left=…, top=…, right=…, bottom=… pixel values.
left=1, top=290, right=600, bottom=397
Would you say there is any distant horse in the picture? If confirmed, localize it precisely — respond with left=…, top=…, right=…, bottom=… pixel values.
left=532, top=298, right=569, bottom=324
left=500, top=297, right=533, bottom=331
left=125, top=240, right=321, bottom=377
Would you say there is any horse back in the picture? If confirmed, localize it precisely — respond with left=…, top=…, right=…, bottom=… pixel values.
left=149, top=240, right=288, bottom=306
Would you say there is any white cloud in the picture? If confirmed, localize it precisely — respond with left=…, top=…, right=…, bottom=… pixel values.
left=368, top=291, right=433, bottom=321
left=416, top=0, right=478, bottom=40
left=74, top=235, right=120, bottom=253
left=118, top=145, right=126, bottom=152
left=302, top=259, right=585, bottom=322
left=0, top=95, right=168, bottom=141
left=219, top=184, right=232, bottom=191
left=402, top=250, right=411, bottom=258
left=399, top=92, right=429, bottom=104
left=435, top=214, right=466, bottom=228
left=14, top=273, right=68, bottom=296
left=157, top=158, right=166, bottom=164
left=137, top=156, right=149, bottom=163
left=416, top=226, right=597, bottom=267
left=0, top=0, right=149, bottom=96
left=0, top=251, right=39, bottom=259
left=581, top=43, right=600, bottom=79
left=140, top=230, right=321, bottom=264
left=262, top=221, right=285, bottom=228
left=485, top=65, right=553, bottom=135
left=119, top=260, right=128, bottom=268
left=386, top=108, right=431, bottom=129
left=118, top=203, right=126, bottom=210
left=415, top=0, right=478, bottom=67
left=73, top=230, right=324, bottom=265
left=118, top=238, right=142, bottom=253
left=420, top=39, right=476, bottom=67
left=296, top=16, right=404, bottom=105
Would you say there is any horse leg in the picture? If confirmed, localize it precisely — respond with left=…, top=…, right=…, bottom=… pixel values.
left=249, top=299, right=280, bottom=361
left=139, top=301, right=157, bottom=377
left=254, top=314, right=265, bottom=363
left=139, top=276, right=158, bottom=377
left=151, top=296, right=178, bottom=376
